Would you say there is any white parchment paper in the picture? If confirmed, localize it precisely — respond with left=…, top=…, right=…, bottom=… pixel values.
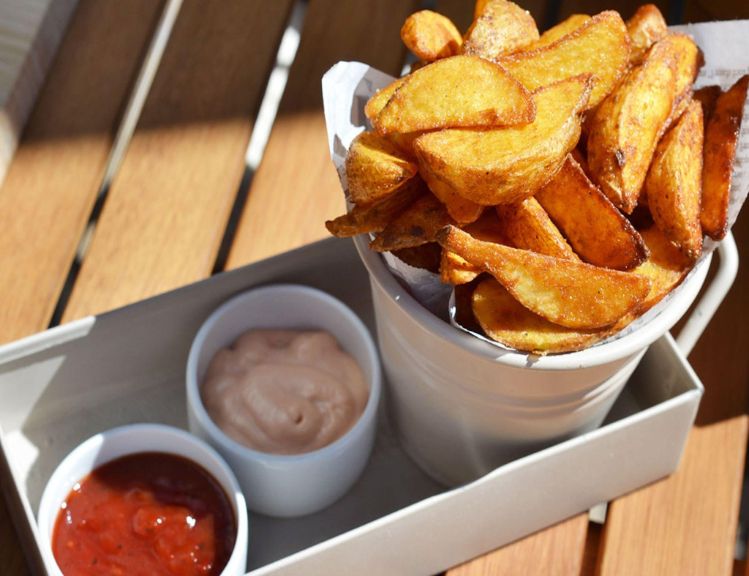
left=321, top=20, right=749, bottom=352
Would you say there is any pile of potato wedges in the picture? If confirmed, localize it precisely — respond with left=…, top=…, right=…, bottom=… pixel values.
left=326, top=1, right=748, bottom=354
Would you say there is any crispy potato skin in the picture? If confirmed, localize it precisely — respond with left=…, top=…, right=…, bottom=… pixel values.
left=370, top=193, right=454, bottom=251
left=626, top=4, right=667, bottom=65
left=420, top=169, right=484, bottom=225
left=373, top=55, right=534, bottom=135
left=463, top=0, right=539, bottom=59
left=536, top=155, right=648, bottom=269
left=701, top=74, right=749, bottom=240
left=392, top=243, right=443, bottom=272
left=437, top=225, right=651, bottom=329
left=665, top=34, right=704, bottom=129
left=498, top=11, right=630, bottom=110
left=472, top=278, right=610, bottom=354
left=495, top=197, right=579, bottom=259
left=364, top=77, right=406, bottom=122
left=440, top=212, right=510, bottom=284
left=345, top=132, right=418, bottom=206
left=587, top=35, right=679, bottom=213
left=401, top=10, right=463, bottom=62
left=414, top=75, right=591, bottom=206
left=645, top=100, right=704, bottom=260
left=694, top=85, right=721, bottom=122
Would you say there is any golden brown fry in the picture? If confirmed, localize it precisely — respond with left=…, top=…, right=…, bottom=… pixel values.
left=531, top=14, right=590, bottom=49
left=535, top=155, right=648, bottom=270
left=587, top=36, right=679, bottom=213
left=453, top=278, right=483, bottom=333
left=391, top=243, right=443, bottom=272
left=631, top=225, right=692, bottom=312
left=364, top=77, right=407, bottom=122
left=325, top=178, right=425, bottom=238
left=401, top=10, right=463, bottom=62
left=701, top=74, right=749, bottom=240
left=694, top=85, right=721, bottom=122
left=498, top=11, right=630, bottom=110
left=420, top=162, right=484, bottom=224
left=345, top=131, right=418, bottom=206
left=472, top=278, right=610, bottom=353
left=463, top=0, right=539, bottom=59
left=440, top=212, right=509, bottom=285
left=645, top=99, right=704, bottom=260
left=626, top=4, right=667, bottom=65
left=436, top=225, right=651, bottom=329
left=373, top=55, right=534, bottom=135
left=495, top=197, right=579, bottom=259
left=415, top=75, right=591, bottom=206
left=370, top=193, right=453, bottom=252
left=666, top=33, right=704, bottom=126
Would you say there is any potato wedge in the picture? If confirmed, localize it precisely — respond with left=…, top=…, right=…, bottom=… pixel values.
left=694, top=84, right=721, bottom=122
left=415, top=75, right=592, bottom=206
left=631, top=225, right=692, bottom=312
left=372, top=55, right=534, bottom=135
left=472, top=278, right=610, bottom=353
left=666, top=33, right=704, bottom=126
left=587, top=36, right=678, bottom=213
left=463, top=0, right=539, bottom=59
left=364, top=76, right=406, bottom=122
left=645, top=99, right=704, bottom=260
left=325, top=177, right=425, bottom=237
left=495, top=197, right=579, bottom=259
left=440, top=212, right=509, bottom=285
left=536, top=155, right=648, bottom=269
left=531, top=14, right=590, bottom=49
left=345, top=131, right=418, bottom=206
left=498, top=11, right=630, bottom=110
left=420, top=161, right=484, bottom=224
left=392, top=243, right=442, bottom=273
left=401, top=10, right=463, bottom=62
left=626, top=4, right=667, bottom=65
left=701, top=74, right=749, bottom=240
left=370, top=193, right=453, bottom=251
left=437, top=225, right=651, bottom=329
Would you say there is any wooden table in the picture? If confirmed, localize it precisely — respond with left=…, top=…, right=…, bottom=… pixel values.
left=1, top=1, right=748, bottom=574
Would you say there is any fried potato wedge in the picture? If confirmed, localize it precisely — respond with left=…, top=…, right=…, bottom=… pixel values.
left=440, top=212, right=509, bottom=284
left=701, top=74, right=749, bottom=240
left=345, top=131, right=418, bottom=206
left=415, top=75, right=591, bottom=206
left=372, top=55, right=534, bottom=135
left=325, top=177, right=425, bottom=237
left=495, top=197, right=579, bottom=259
left=666, top=34, right=704, bottom=126
left=645, top=99, right=704, bottom=260
left=587, top=36, right=678, bottom=213
left=472, top=278, right=610, bottom=353
left=536, top=155, right=648, bottom=269
left=392, top=243, right=442, bottom=272
left=626, top=4, right=667, bottom=65
left=364, top=77, right=406, bottom=122
left=531, top=14, right=590, bottom=49
left=694, top=84, right=721, bottom=122
left=420, top=161, right=484, bottom=224
left=498, top=11, right=630, bottom=110
left=437, top=225, right=651, bottom=329
left=631, top=225, right=692, bottom=312
left=370, top=193, right=453, bottom=251
left=401, top=10, right=463, bottom=62
left=463, top=0, right=539, bottom=59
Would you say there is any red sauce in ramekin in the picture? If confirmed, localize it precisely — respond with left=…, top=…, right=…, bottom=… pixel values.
left=51, top=452, right=235, bottom=576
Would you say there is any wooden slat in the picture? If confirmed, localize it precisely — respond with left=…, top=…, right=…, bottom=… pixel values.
left=0, top=2, right=165, bottom=573
left=0, top=0, right=163, bottom=343
left=598, top=205, right=749, bottom=575
left=447, top=515, right=589, bottom=575
left=60, top=0, right=294, bottom=321
left=224, top=0, right=419, bottom=269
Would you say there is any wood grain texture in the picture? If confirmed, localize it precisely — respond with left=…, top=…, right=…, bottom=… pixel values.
left=447, top=515, right=589, bottom=576
left=224, top=0, right=418, bottom=269
left=61, top=0, right=294, bottom=321
left=0, top=2, right=164, bottom=573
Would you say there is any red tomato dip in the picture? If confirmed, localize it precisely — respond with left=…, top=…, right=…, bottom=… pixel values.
left=52, top=452, right=235, bottom=576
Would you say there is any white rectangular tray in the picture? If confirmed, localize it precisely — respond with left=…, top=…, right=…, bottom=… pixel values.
left=0, top=238, right=709, bottom=575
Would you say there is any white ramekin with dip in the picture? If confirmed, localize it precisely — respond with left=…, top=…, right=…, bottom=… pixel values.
left=186, top=284, right=381, bottom=517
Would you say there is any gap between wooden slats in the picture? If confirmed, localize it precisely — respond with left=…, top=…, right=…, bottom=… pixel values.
left=223, top=0, right=420, bottom=269
left=0, top=2, right=166, bottom=574
left=59, top=0, right=295, bottom=321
